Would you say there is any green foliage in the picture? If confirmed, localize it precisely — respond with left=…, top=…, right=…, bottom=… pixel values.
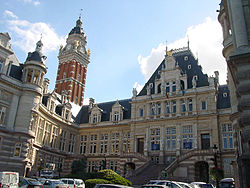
left=210, top=167, right=224, bottom=181
left=85, top=179, right=110, bottom=188
left=71, top=157, right=87, bottom=176
left=97, top=170, right=132, bottom=186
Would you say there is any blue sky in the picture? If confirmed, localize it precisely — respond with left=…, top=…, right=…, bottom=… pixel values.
left=0, top=0, right=226, bottom=104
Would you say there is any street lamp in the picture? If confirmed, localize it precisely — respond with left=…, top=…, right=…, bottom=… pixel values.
left=212, top=144, right=219, bottom=187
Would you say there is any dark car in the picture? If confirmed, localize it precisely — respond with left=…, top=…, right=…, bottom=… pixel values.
left=19, top=177, right=43, bottom=188
left=218, top=178, right=234, bottom=188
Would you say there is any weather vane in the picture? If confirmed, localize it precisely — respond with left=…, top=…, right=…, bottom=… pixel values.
left=79, top=9, right=83, bottom=19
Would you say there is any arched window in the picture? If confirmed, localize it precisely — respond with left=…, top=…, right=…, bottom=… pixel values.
left=157, top=84, right=161, bottom=94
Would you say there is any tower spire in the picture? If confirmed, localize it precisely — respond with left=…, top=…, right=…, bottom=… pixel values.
left=187, top=35, right=190, bottom=50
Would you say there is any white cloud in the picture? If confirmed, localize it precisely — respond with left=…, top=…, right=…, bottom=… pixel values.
left=4, top=10, right=18, bottom=19
left=137, top=17, right=227, bottom=85
left=22, top=0, right=40, bottom=6
left=133, top=82, right=143, bottom=93
left=6, top=15, right=65, bottom=54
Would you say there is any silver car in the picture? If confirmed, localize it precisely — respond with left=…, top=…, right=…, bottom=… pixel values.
left=43, top=180, right=68, bottom=188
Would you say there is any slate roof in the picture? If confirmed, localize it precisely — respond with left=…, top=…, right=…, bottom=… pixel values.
left=75, top=99, right=131, bottom=124
left=138, top=49, right=209, bottom=96
left=217, top=85, right=231, bottom=109
left=26, top=51, right=46, bottom=62
left=69, top=18, right=85, bottom=36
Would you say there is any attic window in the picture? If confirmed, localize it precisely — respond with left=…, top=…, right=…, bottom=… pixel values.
left=188, top=65, right=192, bottom=69
left=184, top=56, right=188, bottom=61
left=149, top=83, right=153, bottom=88
left=223, top=93, right=228, bottom=97
left=194, top=75, right=198, bottom=80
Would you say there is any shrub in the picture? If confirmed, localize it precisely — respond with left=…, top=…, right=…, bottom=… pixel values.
left=97, top=170, right=132, bottom=186
left=85, top=179, right=110, bottom=188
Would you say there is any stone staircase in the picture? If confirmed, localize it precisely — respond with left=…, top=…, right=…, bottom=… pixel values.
left=128, top=163, right=166, bottom=186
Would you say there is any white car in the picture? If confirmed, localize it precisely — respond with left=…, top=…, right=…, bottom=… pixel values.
left=147, top=180, right=182, bottom=188
left=60, top=178, right=85, bottom=188
left=190, top=182, right=214, bottom=188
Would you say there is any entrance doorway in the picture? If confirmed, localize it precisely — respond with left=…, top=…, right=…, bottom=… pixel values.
left=137, top=138, right=144, bottom=154
left=201, top=133, right=210, bottom=150
left=195, top=161, right=209, bottom=183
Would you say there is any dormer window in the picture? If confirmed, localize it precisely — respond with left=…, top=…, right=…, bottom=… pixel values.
left=65, top=110, right=69, bottom=120
left=188, top=65, right=192, bottom=69
left=114, top=111, right=119, bottom=121
left=50, top=101, right=55, bottom=112
left=93, top=114, right=98, bottom=123
left=184, top=56, right=188, bottom=61
left=223, top=93, right=228, bottom=97
left=166, top=82, right=170, bottom=93
left=63, top=72, right=66, bottom=79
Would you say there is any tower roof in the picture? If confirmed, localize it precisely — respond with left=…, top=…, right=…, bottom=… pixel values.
left=25, top=39, right=47, bottom=63
left=69, top=17, right=85, bottom=36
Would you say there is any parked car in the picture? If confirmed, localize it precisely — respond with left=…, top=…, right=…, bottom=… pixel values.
left=19, top=177, right=43, bottom=188
left=218, top=178, right=234, bottom=188
left=141, top=185, right=169, bottom=188
left=60, top=179, right=85, bottom=188
left=177, top=182, right=193, bottom=188
left=0, top=172, right=19, bottom=188
left=147, top=180, right=182, bottom=188
left=43, top=179, right=68, bottom=188
left=94, top=184, right=133, bottom=188
left=190, top=182, right=214, bottom=188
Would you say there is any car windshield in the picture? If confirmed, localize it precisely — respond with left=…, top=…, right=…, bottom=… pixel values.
left=68, top=180, right=74, bottom=184
left=53, top=181, right=64, bottom=184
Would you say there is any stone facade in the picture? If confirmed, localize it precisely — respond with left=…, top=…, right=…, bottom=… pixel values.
left=0, top=17, right=236, bottom=183
left=218, top=1, right=250, bottom=187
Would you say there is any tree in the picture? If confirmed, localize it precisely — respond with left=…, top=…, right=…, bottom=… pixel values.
left=71, top=157, right=87, bottom=176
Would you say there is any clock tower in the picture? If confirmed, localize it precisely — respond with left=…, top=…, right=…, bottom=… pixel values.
left=55, top=17, right=90, bottom=105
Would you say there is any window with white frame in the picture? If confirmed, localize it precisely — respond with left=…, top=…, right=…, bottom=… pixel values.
left=181, top=99, right=186, bottom=112
left=182, top=125, right=193, bottom=149
left=172, top=101, right=176, bottom=113
left=89, top=134, right=97, bottom=154
left=201, top=101, right=207, bottom=110
left=151, top=128, right=160, bottom=151
left=111, top=132, right=119, bottom=153
left=166, top=102, right=170, bottom=114
left=114, top=111, right=119, bottom=121
left=222, top=124, right=234, bottom=149
left=43, top=123, right=51, bottom=146
left=59, top=130, right=67, bottom=151
left=0, top=106, right=6, bottom=126
left=110, top=161, right=118, bottom=172
left=123, top=132, right=130, bottom=152
left=99, top=133, right=108, bottom=154
left=172, top=81, right=176, bottom=92
left=14, top=143, right=22, bottom=157
left=51, top=126, right=58, bottom=149
left=166, top=127, right=176, bottom=151
left=157, top=103, right=161, bottom=115
left=68, top=133, right=75, bottom=153
left=188, top=99, right=193, bottom=111
left=92, top=114, right=98, bottom=123
left=80, top=135, right=87, bottom=154
left=36, top=118, right=44, bottom=144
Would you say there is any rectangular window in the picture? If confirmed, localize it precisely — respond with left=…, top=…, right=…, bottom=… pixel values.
left=188, top=99, right=193, bottom=111
left=202, top=101, right=206, bottom=110
left=43, top=123, right=51, bottom=146
left=166, top=127, right=176, bottom=151
left=59, top=130, right=67, bottom=151
left=0, top=106, right=6, bottom=126
left=166, top=102, right=170, bottom=114
left=172, top=81, right=176, bottom=92
left=166, top=82, right=170, bottom=93
left=172, top=101, right=176, bottom=113
left=222, top=124, right=234, bottom=149
left=157, top=103, right=161, bottom=115
left=14, top=143, right=22, bottom=157
left=36, top=118, right=44, bottom=144
left=139, top=108, right=143, bottom=117
left=80, top=135, right=87, bottom=154
left=68, top=133, right=75, bottom=153
left=151, top=128, right=160, bottom=151
left=51, top=126, right=58, bottom=149
left=114, top=112, right=119, bottom=121
left=181, top=100, right=186, bottom=112
left=182, top=125, right=193, bottom=149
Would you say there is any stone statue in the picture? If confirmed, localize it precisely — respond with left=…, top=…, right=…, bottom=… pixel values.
left=146, top=85, right=150, bottom=95
left=192, top=76, right=197, bottom=88
left=132, top=88, right=137, bottom=98
left=74, top=40, right=79, bottom=50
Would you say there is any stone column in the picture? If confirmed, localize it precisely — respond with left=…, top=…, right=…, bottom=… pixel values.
left=176, top=99, right=180, bottom=115
left=144, top=128, right=150, bottom=156
left=193, top=123, right=198, bottom=149
left=176, top=125, right=181, bottom=156
left=228, top=0, right=248, bottom=49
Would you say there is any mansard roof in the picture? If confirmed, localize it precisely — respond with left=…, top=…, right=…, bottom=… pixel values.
left=69, top=17, right=85, bottom=36
left=138, top=48, right=209, bottom=96
left=26, top=51, right=46, bottom=62
left=9, top=64, right=23, bottom=81
left=75, top=99, right=131, bottom=124
left=217, top=85, right=231, bottom=109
